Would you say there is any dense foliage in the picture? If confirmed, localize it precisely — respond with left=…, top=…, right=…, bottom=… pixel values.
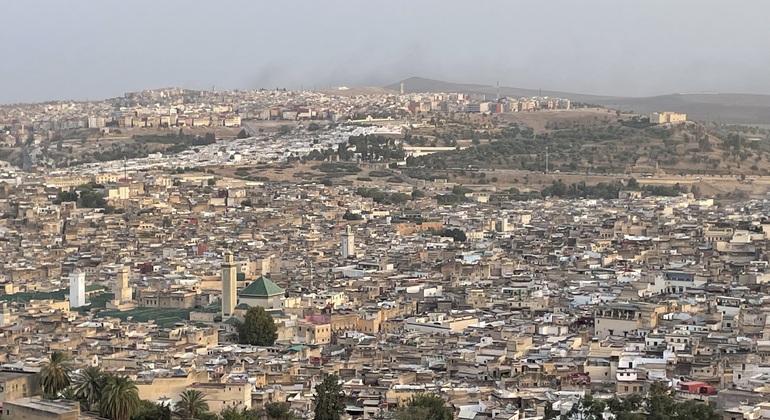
left=547, top=382, right=720, bottom=420
left=395, top=393, right=453, bottom=420
left=313, top=374, right=345, bottom=420
left=305, top=135, right=405, bottom=162
left=539, top=179, right=687, bottom=200
left=101, top=374, right=141, bottom=420
left=235, top=306, right=278, bottom=346
left=39, top=350, right=71, bottom=397
left=439, top=228, right=467, bottom=242
left=355, top=187, right=411, bottom=205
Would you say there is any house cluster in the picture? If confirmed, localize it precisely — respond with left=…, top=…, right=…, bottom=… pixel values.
left=0, top=87, right=578, bottom=148
left=0, top=166, right=767, bottom=418
left=400, top=92, right=571, bottom=114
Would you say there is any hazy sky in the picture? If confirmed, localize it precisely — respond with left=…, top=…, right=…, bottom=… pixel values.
left=1, top=0, right=768, bottom=103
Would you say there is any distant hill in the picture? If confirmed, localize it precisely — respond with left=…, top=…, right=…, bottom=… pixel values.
left=385, top=77, right=770, bottom=125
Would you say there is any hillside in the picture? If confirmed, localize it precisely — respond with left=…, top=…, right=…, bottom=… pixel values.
left=403, top=114, right=770, bottom=178
left=386, top=77, right=770, bottom=125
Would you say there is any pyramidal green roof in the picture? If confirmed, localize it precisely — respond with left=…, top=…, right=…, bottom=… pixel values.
left=240, top=276, right=284, bottom=297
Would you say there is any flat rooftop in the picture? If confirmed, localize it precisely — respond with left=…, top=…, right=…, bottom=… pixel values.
left=5, top=397, right=78, bottom=414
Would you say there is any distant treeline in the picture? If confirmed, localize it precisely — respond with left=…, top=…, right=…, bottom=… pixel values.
left=506, top=179, right=689, bottom=201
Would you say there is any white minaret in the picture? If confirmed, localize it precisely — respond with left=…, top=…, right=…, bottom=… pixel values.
left=221, top=251, right=237, bottom=318
left=341, top=225, right=355, bottom=259
left=0, top=303, right=10, bottom=327
left=69, top=268, right=86, bottom=308
left=115, top=265, right=132, bottom=303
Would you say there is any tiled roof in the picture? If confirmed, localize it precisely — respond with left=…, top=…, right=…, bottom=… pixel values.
left=239, top=276, right=284, bottom=297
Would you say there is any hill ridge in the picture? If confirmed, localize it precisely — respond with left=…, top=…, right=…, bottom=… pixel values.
left=384, top=77, right=770, bottom=125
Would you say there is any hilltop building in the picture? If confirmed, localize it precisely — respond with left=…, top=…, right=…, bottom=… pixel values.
left=650, top=111, right=686, bottom=124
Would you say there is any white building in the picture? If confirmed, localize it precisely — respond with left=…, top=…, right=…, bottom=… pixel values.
left=69, top=269, right=86, bottom=308
left=341, top=225, right=355, bottom=259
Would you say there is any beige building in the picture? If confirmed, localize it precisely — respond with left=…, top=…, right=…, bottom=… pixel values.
left=594, top=302, right=666, bottom=339
left=4, top=397, right=79, bottom=420
left=138, top=289, right=197, bottom=309
left=188, top=380, right=251, bottom=413
left=136, top=370, right=209, bottom=403
left=0, top=372, right=40, bottom=405
left=650, top=111, right=686, bottom=124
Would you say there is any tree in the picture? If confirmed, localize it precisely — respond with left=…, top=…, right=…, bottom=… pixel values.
left=220, top=406, right=265, bottom=420
left=219, top=406, right=252, bottom=420
left=342, top=210, right=363, bottom=221
left=265, top=402, right=295, bottom=420
left=564, top=395, right=606, bottom=420
left=395, top=406, right=431, bottom=420
left=100, top=374, right=140, bottom=420
left=313, top=374, right=345, bottom=420
left=544, top=402, right=559, bottom=419
left=132, top=400, right=172, bottom=420
left=54, top=190, right=79, bottom=204
left=605, top=382, right=720, bottom=420
left=175, top=390, right=209, bottom=420
left=40, top=351, right=72, bottom=397
left=236, top=129, right=249, bottom=139
left=440, top=228, right=467, bottom=242
left=73, top=366, right=106, bottom=411
left=400, top=394, right=452, bottom=420
left=59, top=386, right=86, bottom=411
left=235, top=306, right=278, bottom=346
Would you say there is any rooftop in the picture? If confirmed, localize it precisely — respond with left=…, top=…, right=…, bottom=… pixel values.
left=240, top=275, right=284, bottom=297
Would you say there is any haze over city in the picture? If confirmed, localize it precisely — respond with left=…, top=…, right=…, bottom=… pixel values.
left=2, top=0, right=769, bottom=103
left=6, top=2, right=770, bottom=420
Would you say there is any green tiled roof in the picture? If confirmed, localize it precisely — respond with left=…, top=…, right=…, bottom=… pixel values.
left=239, top=276, right=284, bottom=297
left=96, top=307, right=194, bottom=328
left=195, top=303, right=222, bottom=313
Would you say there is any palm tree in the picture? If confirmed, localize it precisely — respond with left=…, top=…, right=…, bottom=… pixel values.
left=100, top=374, right=140, bottom=420
left=175, top=390, right=209, bottom=419
left=74, top=366, right=106, bottom=411
left=40, top=351, right=72, bottom=397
